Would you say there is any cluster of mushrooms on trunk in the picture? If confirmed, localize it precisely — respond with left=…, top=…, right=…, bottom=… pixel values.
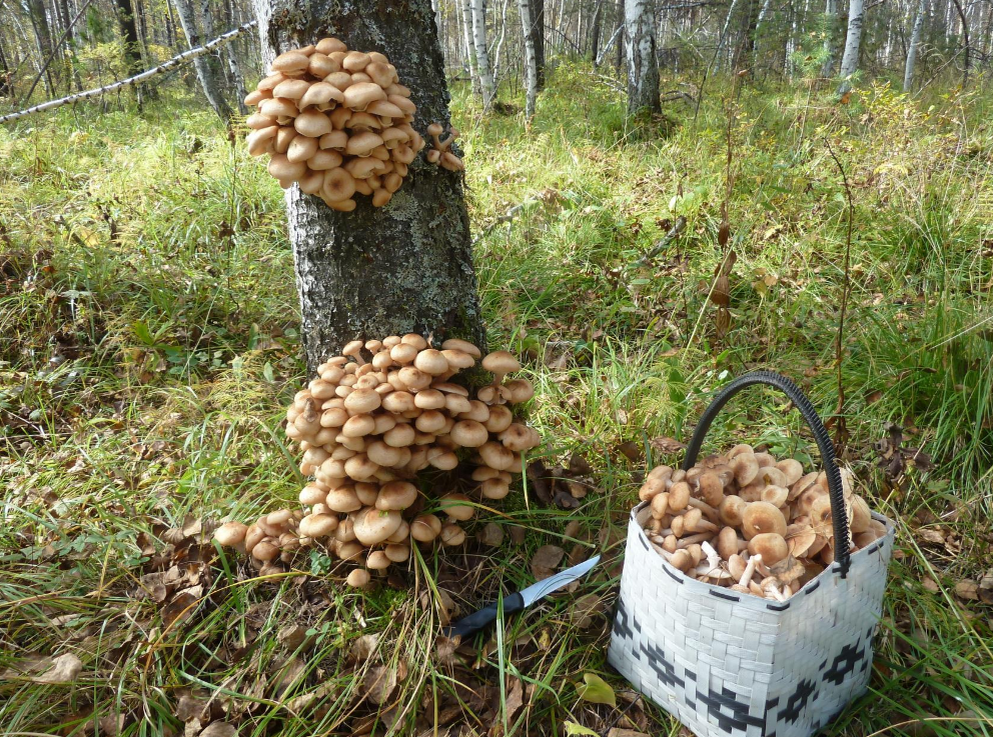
left=244, top=37, right=463, bottom=211
left=638, top=446, right=888, bottom=601
left=215, top=336, right=539, bottom=587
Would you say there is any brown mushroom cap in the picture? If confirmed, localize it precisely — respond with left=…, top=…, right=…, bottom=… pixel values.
left=343, top=81, right=387, bottom=110
left=272, top=51, right=310, bottom=73
left=717, top=526, right=739, bottom=561
left=741, top=501, right=788, bottom=540
left=322, top=168, right=357, bottom=202
left=353, top=507, right=403, bottom=546
left=483, top=405, right=513, bottom=433
left=440, top=523, right=466, bottom=546
left=346, top=568, right=371, bottom=587
left=299, top=513, right=339, bottom=538
left=732, top=453, right=760, bottom=487
left=482, top=351, right=521, bottom=379
left=451, top=420, right=489, bottom=448
left=440, top=338, right=481, bottom=358
left=215, top=521, right=249, bottom=547
left=411, top=513, right=443, bottom=542
left=748, top=533, right=789, bottom=566
left=376, top=481, right=418, bottom=511
left=413, top=349, right=449, bottom=376
left=326, top=485, right=363, bottom=513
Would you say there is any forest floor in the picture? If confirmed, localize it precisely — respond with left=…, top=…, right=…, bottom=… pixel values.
left=1, top=65, right=991, bottom=736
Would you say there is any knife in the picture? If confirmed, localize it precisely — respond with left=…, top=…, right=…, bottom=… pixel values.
left=445, top=554, right=601, bottom=640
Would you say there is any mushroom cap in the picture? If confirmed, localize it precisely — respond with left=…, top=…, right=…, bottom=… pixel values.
left=375, top=481, right=418, bottom=511
left=483, top=405, right=513, bottom=433
left=785, top=523, right=818, bottom=557
left=367, top=99, right=404, bottom=119
left=775, top=458, right=805, bottom=486
left=482, top=351, right=521, bottom=376
left=252, top=539, right=280, bottom=562
left=326, top=485, right=363, bottom=513
left=261, top=97, right=298, bottom=120
left=343, top=81, right=387, bottom=110
left=273, top=77, right=311, bottom=100
left=316, top=37, right=348, bottom=55
left=272, top=50, right=310, bottom=73
left=385, top=543, right=410, bottom=562
left=413, top=349, right=449, bottom=376
left=286, top=135, right=318, bottom=163
left=747, top=533, right=789, bottom=566
left=451, top=420, right=488, bottom=448
left=411, top=513, right=443, bottom=542
left=299, top=513, right=339, bottom=538
left=295, top=109, right=334, bottom=138
left=439, top=493, right=474, bottom=521
left=741, top=501, right=788, bottom=539
left=440, top=523, right=466, bottom=546
left=427, top=122, right=444, bottom=136
left=668, top=481, right=691, bottom=512
left=478, top=441, right=515, bottom=471
left=716, top=526, right=740, bottom=561
left=383, top=423, right=416, bottom=448
left=503, top=378, right=534, bottom=404
left=344, top=388, right=382, bottom=414
left=342, top=51, right=371, bottom=71
left=413, top=389, right=446, bottom=410
left=214, top=521, right=249, bottom=547
left=319, top=130, right=349, bottom=151
left=346, top=568, right=371, bottom=587
left=498, top=423, right=536, bottom=452
left=480, top=478, right=510, bottom=499
left=344, top=453, right=379, bottom=480
left=760, top=485, right=789, bottom=508
left=346, top=130, right=385, bottom=156
left=322, top=168, right=357, bottom=202
left=353, top=507, right=403, bottom=545
left=440, top=338, right=481, bottom=359
left=848, top=494, right=872, bottom=534
left=268, top=154, right=306, bottom=182
left=309, top=149, right=344, bottom=171
left=342, top=413, right=376, bottom=437
left=732, top=453, right=760, bottom=486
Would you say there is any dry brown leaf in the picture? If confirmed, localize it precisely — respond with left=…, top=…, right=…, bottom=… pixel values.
left=921, top=577, right=940, bottom=593
left=362, top=665, right=397, bottom=705
left=278, top=625, right=313, bottom=651
left=175, top=692, right=208, bottom=723
left=162, top=586, right=203, bottom=627
left=477, top=523, right=504, bottom=547
left=917, top=528, right=945, bottom=544
left=36, top=652, right=83, bottom=683
left=530, top=545, right=565, bottom=580
left=504, top=676, right=524, bottom=722
left=199, top=722, right=238, bottom=737
left=98, top=714, right=125, bottom=735
left=350, top=633, right=380, bottom=662
left=955, top=580, right=979, bottom=601
left=608, top=730, right=651, bottom=737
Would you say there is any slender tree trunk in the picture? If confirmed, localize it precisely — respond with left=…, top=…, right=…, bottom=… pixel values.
left=25, top=0, right=56, bottom=95
left=116, top=0, right=144, bottom=105
left=837, top=0, right=866, bottom=91
left=471, top=0, right=496, bottom=107
left=530, top=0, right=546, bottom=88
left=461, top=2, right=481, bottom=93
left=249, top=0, right=485, bottom=374
left=519, top=0, right=539, bottom=116
left=949, top=0, right=969, bottom=86
left=491, top=0, right=509, bottom=85
left=0, top=35, right=11, bottom=97
left=753, top=0, right=773, bottom=64
left=590, top=0, right=603, bottom=60
left=625, top=0, right=660, bottom=114
left=821, top=0, right=838, bottom=75
left=172, top=0, right=232, bottom=120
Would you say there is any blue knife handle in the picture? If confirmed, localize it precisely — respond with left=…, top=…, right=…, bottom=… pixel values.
left=445, top=592, right=526, bottom=640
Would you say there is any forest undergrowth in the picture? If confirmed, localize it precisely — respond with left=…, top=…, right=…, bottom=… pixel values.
left=0, top=64, right=991, bottom=735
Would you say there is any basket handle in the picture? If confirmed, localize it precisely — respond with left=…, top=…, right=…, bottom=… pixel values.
left=681, top=370, right=851, bottom=576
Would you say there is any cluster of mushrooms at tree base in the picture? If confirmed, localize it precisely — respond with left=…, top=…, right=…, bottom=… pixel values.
left=638, top=446, right=888, bottom=601
left=244, top=37, right=463, bottom=211
left=215, top=336, right=539, bottom=587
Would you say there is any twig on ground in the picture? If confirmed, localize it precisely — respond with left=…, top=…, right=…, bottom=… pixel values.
left=633, top=216, right=687, bottom=266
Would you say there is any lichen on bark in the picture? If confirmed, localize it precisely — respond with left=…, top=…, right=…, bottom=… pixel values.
left=251, top=0, right=485, bottom=374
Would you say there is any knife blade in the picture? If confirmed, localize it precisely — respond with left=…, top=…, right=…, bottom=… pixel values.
left=445, top=554, right=601, bottom=640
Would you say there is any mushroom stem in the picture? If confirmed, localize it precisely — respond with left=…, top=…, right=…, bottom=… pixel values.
left=739, top=553, right=762, bottom=588
left=675, top=532, right=715, bottom=548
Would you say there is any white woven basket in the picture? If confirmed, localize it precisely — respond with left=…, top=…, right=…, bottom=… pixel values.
left=608, top=371, right=895, bottom=737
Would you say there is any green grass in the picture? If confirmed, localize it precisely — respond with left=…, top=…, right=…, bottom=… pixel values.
left=1, top=65, right=992, bottom=735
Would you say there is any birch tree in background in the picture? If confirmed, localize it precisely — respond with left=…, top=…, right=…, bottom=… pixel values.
left=470, top=0, right=496, bottom=108
left=821, top=0, right=838, bottom=76
left=519, top=0, right=539, bottom=116
left=625, top=0, right=660, bottom=114
left=837, top=0, right=866, bottom=92
left=250, top=0, right=484, bottom=373
left=904, top=0, right=926, bottom=91
left=172, top=0, right=232, bottom=120
left=461, top=2, right=480, bottom=94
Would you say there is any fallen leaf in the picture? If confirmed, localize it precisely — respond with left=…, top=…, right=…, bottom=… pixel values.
left=200, top=723, right=238, bottom=737
left=504, top=676, right=524, bottom=722
left=617, top=441, right=642, bottom=462
left=478, top=523, right=504, bottom=547
left=570, top=593, right=602, bottom=629
left=563, top=722, right=600, bottom=736
left=278, top=625, right=313, bottom=651
left=350, top=633, right=380, bottom=662
left=955, top=580, right=979, bottom=601
left=362, top=665, right=397, bottom=705
left=608, top=730, right=650, bottom=737
left=576, top=672, right=616, bottom=708
left=36, top=653, right=83, bottom=683
left=650, top=437, right=686, bottom=455
left=530, top=545, right=565, bottom=580
left=568, top=453, right=592, bottom=475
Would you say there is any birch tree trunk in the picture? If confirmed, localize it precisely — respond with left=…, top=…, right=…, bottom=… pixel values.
left=250, top=0, right=485, bottom=374
left=461, top=2, right=481, bottom=93
left=625, top=0, right=660, bottom=114
left=26, top=0, right=56, bottom=95
left=590, top=0, right=603, bottom=61
left=519, top=0, right=539, bottom=116
left=172, top=0, right=231, bottom=120
left=530, top=0, right=546, bottom=88
left=821, top=0, right=837, bottom=75
left=470, top=0, right=496, bottom=108
left=837, top=0, right=866, bottom=91
left=116, top=0, right=144, bottom=105
left=904, top=0, right=925, bottom=90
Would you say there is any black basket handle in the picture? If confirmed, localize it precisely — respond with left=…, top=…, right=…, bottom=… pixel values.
left=681, top=370, right=851, bottom=576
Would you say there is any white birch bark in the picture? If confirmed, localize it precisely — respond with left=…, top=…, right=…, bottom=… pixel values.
left=519, top=0, right=539, bottom=117
left=471, top=0, right=496, bottom=108
left=821, top=0, right=837, bottom=76
left=625, top=0, right=660, bottom=114
left=172, top=0, right=231, bottom=120
left=838, top=0, right=866, bottom=91
left=461, top=2, right=480, bottom=94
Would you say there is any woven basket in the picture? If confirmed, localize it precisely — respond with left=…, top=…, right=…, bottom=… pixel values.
left=608, top=371, right=895, bottom=737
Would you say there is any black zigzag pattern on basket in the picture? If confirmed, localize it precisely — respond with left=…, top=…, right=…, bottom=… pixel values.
left=640, top=640, right=684, bottom=688
left=696, top=685, right=765, bottom=732
left=777, top=678, right=818, bottom=724
left=612, top=597, right=634, bottom=640
left=823, top=639, right=872, bottom=685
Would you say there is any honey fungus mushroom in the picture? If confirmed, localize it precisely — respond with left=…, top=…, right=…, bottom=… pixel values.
left=245, top=38, right=425, bottom=208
